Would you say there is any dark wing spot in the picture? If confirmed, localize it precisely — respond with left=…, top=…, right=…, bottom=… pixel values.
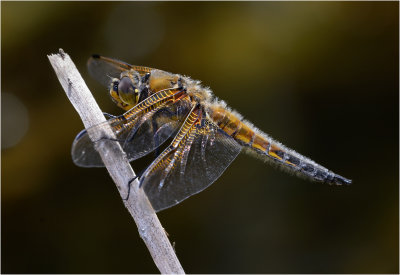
left=302, top=163, right=315, bottom=173
left=333, top=175, right=352, bottom=185
left=273, top=150, right=285, bottom=159
left=314, top=170, right=327, bottom=181
left=287, top=155, right=300, bottom=166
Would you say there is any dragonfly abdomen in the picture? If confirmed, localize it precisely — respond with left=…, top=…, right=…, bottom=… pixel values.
left=208, top=105, right=351, bottom=186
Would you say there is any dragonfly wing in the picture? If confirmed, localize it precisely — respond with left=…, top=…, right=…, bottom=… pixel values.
left=71, top=127, right=105, bottom=167
left=122, top=97, right=192, bottom=161
left=140, top=117, right=242, bottom=212
left=72, top=95, right=192, bottom=167
left=87, top=55, right=153, bottom=88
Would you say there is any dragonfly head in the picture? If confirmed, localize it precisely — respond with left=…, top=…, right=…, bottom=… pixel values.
left=109, top=72, right=141, bottom=110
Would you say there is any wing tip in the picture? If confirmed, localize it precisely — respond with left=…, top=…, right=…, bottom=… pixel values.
left=333, top=174, right=352, bottom=185
left=74, top=129, right=87, bottom=141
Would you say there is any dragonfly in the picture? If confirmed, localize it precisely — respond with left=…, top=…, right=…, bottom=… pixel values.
left=72, top=55, right=352, bottom=212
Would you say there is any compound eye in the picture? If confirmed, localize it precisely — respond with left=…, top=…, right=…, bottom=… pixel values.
left=118, top=77, right=134, bottom=95
left=118, top=76, right=138, bottom=105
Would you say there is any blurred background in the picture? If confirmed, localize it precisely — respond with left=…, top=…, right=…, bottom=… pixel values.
left=2, top=2, right=398, bottom=273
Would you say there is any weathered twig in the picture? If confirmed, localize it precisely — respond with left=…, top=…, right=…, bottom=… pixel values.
left=48, top=49, right=184, bottom=274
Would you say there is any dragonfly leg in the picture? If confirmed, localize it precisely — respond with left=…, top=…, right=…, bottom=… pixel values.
left=124, top=176, right=138, bottom=201
left=103, top=112, right=118, bottom=119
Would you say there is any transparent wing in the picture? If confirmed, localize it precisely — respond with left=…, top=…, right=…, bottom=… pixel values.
left=140, top=117, right=242, bottom=212
left=87, top=55, right=154, bottom=88
left=72, top=97, right=192, bottom=167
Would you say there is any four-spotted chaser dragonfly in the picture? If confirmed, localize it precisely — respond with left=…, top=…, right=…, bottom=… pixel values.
left=72, top=55, right=351, bottom=212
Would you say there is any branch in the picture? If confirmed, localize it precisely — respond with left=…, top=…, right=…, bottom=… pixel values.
left=48, top=49, right=184, bottom=274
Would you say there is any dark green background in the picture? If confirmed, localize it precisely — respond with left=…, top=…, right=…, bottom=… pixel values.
left=2, top=2, right=398, bottom=273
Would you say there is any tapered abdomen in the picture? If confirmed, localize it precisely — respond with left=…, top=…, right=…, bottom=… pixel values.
left=208, top=106, right=351, bottom=185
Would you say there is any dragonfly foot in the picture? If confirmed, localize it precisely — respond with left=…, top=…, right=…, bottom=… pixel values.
left=124, top=176, right=138, bottom=201
left=103, top=112, right=118, bottom=119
